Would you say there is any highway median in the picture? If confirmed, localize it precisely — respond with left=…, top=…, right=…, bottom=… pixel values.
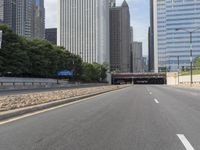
left=0, top=85, right=129, bottom=121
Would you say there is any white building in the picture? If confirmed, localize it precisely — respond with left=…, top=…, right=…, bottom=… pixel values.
left=57, top=0, right=110, bottom=64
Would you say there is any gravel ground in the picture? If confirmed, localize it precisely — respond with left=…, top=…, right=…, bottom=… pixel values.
left=0, top=85, right=127, bottom=112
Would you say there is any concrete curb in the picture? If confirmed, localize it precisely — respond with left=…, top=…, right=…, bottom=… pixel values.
left=0, top=86, right=129, bottom=121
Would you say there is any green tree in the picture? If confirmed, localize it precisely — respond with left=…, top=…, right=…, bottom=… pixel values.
left=194, top=56, right=200, bottom=68
left=0, top=24, right=106, bottom=82
left=81, top=63, right=108, bottom=82
left=81, top=62, right=95, bottom=82
left=0, top=25, right=30, bottom=76
left=100, top=63, right=109, bottom=81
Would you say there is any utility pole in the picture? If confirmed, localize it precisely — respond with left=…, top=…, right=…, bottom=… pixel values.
left=177, top=56, right=180, bottom=85
left=175, top=27, right=200, bottom=86
left=189, top=32, right=193, bottom=86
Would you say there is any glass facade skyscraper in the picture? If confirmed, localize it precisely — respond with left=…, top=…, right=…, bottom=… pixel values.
left=154, top=0, right=200, bottom=71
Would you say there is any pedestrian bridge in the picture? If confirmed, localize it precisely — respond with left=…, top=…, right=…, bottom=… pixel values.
left=112, top=72, right=166, bottom=84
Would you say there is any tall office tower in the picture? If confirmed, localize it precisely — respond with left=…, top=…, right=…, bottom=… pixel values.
left=0, top=0, right=45, bottom=39
left=58, top=0, right=110, bottom=64
left=130, top=26, right=133, bottom=42
left=149, top=0, right=158, bottom=72
left=130, top=26, right=134, bottom=72
left=132, top=42, right=143, bottom=73
left=16, top=0, right=33, bottom=38
left=109, top=0, right=116, bottom=7
left=45, top=28, right=57, bottom=45
left=153, top=0, right=200, bottom=71
left=143, top=56, right=148, bottom=72
left=32, top=0, right=45, bottom=38
left=110, top=0, right=131, bottom=72
left=0, top=0, right=3, bottom=23
left=0, top=0, right=17, bottom=31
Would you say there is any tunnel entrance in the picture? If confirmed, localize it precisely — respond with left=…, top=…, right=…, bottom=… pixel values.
left=113, top=78, right=166, bottom=85
left=112, top=73, right=166, bottom=85
left=133, top=78, right=165, bottom=84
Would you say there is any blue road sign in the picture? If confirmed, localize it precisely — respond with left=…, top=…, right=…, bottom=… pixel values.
left=57, top=70, right=74, bottom=77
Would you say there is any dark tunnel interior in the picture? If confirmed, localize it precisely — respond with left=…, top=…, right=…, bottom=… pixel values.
left=113, top=78, right=166, bottom=85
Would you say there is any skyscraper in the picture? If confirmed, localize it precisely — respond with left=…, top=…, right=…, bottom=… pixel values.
left=45, top=28, right=57, bottom=45
left=0, top=0, right=3, bottom=23
left=130, top=26, right=134, bottom=72
left=110, top=0, right=131, bottom=72
left=16, top=0, right=33, bottom=37
left=58, top=0, right=110, bottom=64
left=149, top=0, right=158, bottom=73
left=0, top=0, right=45, bottom=39
left=32, top=0, right=45, bottom=38
left=109, top=0, right=116, bottom=8
left=132, top=42, right=143, bottom=73
left=0, top=0, right=16, bottom=31
left=152, top=0, right=200, bottom=72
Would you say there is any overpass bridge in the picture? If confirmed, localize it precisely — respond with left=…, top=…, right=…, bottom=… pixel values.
left=111, top=72, right=166, bottom=84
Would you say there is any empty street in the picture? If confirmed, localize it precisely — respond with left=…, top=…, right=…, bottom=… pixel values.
left=0, top=85, right=200, bottom=150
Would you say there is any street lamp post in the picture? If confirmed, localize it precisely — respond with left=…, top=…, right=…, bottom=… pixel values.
left=177, top=56, right=180, bottom=84
left=189, top=32, right=193, bottom=86
left=175, top=26, right=200, bottom=86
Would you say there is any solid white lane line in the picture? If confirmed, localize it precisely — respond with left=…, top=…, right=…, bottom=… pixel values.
left=177, top=134, right=195, bottom=150
left=154, top=99, right=159, bottom=104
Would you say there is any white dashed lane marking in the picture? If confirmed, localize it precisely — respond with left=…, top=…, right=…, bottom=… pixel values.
left=177, top=134, right=195, bottom=150
left=154, top=99, right=159, bottom=104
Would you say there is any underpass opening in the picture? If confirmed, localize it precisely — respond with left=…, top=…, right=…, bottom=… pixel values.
left=112, top=73, right=166, bottom=85
left=112, top=78, right=166, bottom=85
left=133, top=78, right=165, bottom=84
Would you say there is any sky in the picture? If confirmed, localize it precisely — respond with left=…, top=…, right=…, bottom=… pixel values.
left=44, top=0, right=149, bottom=56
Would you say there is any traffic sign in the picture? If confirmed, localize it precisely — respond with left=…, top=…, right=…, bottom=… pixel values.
left=57, top=70, right=74, bottom=77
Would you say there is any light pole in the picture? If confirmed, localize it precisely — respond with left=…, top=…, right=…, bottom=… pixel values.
left=175, top=26, right=200, bottom=86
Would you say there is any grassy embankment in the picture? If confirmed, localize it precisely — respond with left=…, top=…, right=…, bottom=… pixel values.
left=180, top=70, right=200, bottom=76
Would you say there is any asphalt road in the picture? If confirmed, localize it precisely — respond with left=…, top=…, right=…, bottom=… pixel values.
left=0, top=85, right=200, bottom=150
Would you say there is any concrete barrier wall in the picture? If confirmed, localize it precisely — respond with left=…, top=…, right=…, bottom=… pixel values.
left=0, top=77, right=68, bottom=83
left=167, top=72, right=200, bottom=85
left=0, top=77, right=69, bottom=90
